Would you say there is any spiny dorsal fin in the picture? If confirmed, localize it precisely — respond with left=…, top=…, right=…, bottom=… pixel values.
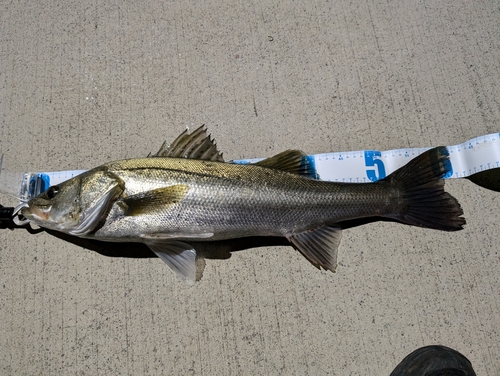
left=148, top=125, right=224, bottom=161
left=122, top=184, right=189, bottom=216
left=254, top=150, right=319, bottom=179
left=287, top=225, right=342, bottom=272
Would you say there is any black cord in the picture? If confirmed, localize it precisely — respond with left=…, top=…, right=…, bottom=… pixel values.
left=0, top=205, right=14, bottom=221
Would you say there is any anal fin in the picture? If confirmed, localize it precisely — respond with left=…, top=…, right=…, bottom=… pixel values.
left=287, top=225, right=342, bottom=272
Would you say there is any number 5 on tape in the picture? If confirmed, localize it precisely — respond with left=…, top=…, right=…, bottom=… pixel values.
left=364, top=151, right=386, bottom=181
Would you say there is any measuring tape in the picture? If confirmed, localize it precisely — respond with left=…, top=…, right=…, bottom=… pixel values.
left=235, top=132, right=500, bottom=183
left=14, top=132, right=500, bottom=200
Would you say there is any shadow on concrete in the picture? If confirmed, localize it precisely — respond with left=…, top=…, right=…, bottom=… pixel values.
left=2, top=216, right=395, bottom=261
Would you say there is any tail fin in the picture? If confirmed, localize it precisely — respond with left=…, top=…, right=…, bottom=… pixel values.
left=384, top=147, right=465, bottom=231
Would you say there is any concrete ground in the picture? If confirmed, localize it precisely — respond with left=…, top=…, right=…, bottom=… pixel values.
left=1, top=1, right=499, bottom=374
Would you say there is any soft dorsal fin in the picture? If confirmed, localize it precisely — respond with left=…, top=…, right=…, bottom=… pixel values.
left=254, top=150, right=319, bottom=179
left=148, top=125, right=224, bottom=161
left=287, top=225, right=342, bottom=272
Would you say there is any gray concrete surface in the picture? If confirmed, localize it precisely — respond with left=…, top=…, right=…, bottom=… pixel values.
left=1, top=1, right=499, bottom=374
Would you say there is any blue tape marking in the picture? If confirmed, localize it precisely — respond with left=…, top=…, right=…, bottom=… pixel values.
left=29, top=173, right=50, bottom=197
left=232, top=160, right=250, bottom=165
left=439, top=147, right=453, bottom=179
left=300, top=155, right=320, bottom=180
left=364, top=150, right=386, bottom=181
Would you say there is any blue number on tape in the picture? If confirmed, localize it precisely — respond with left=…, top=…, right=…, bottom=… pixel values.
left=364, top=151, right=386, bottom=181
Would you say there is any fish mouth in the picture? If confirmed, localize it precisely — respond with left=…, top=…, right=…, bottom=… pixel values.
left=23, top=203, right=51, bottom=221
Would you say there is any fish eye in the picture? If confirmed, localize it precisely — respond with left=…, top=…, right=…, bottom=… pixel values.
left=46, top=186, right=60, bottom=199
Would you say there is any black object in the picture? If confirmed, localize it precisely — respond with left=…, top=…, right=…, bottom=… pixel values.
left=390, top=345, right=476, bottom=376
left=0, top=205, right=14, bottom=221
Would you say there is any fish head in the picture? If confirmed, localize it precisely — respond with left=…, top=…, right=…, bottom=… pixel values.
left=22, top=168, right=125, bottom=236
left=23, top=175, right=82, bottom=232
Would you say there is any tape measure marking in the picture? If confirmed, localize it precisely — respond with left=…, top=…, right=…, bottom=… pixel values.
left=234, top=132, right=500, bottom=182
left=314, top=133, right=500, bottom=182
left=22, top=133, right=500, bottom=199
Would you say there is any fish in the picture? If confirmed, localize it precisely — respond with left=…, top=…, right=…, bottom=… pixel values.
left=21, top=126, right=465, bottom=283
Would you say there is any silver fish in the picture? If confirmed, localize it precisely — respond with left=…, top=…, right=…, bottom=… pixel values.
left=22, top=126, right=465, bottom=283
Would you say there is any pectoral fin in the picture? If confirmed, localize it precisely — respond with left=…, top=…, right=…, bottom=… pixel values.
left=287, top=225, right=342, bottom=272
left=143, top=237, right=200, bottom=284
left=122, top=184, right=189, bottom=216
